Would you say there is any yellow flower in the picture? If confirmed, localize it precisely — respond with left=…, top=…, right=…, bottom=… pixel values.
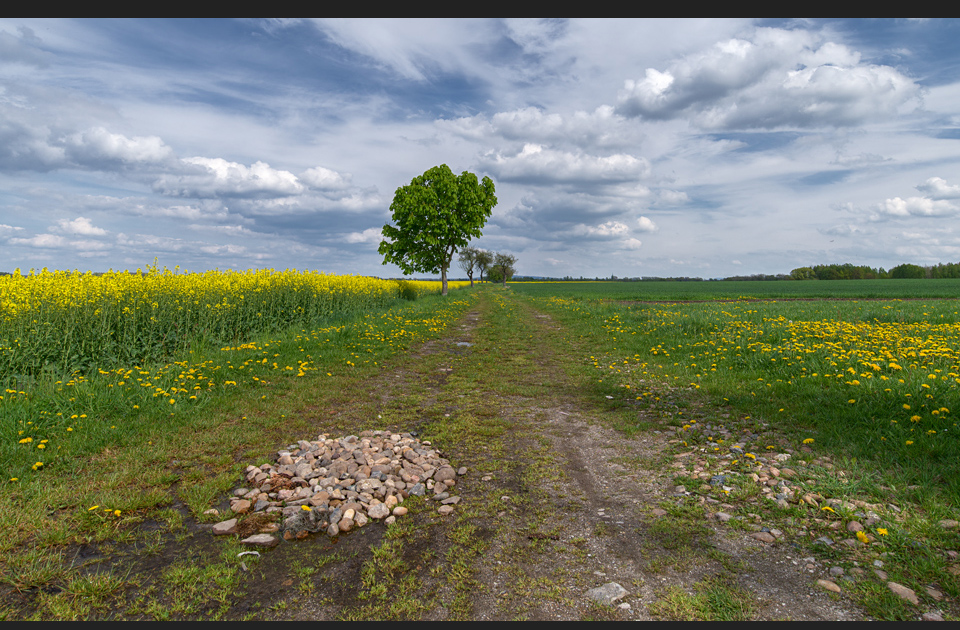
left=803, top=438, right=814, bottom=444
left=903, top=404, right=911, bottom=410
left=301, top=505, right=311, bottom=511
left=856, top=531, right=869, bottom=543
left=906, top=440, right=914, bottom=445
left=821, top=506, right=835, bottom=513
left=114, top=510, right=121, bottom=517
left=89, top=505, right=100, bottom=511
left=37, top=443, right=45, bottom=449
left=910, top=415, right=922, bottom=422
left=18, top=437, right=32, bottom=444
left=877, top=528, right=888, bottom=536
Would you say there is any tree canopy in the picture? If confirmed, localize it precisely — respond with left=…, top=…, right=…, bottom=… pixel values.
left=379, top=164, right=497, bottom=295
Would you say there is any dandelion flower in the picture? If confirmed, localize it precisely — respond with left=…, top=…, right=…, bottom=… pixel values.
left=906, top=440, right=914, bottom=445
left=89, top=505, right=100, bottom=511
left=877, top=528, right=888, bottom=536
left=803, top=438, right=814, bottom=444
left=856, top=531, right=869, bottom=544
left=821, top=506, right=835, bottom=513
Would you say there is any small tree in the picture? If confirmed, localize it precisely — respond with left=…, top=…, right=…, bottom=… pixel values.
left=476, top=249, right=493, bottom=284
left=458, top=247, right=480, bottom=287
left=379, top=164, right=497, bottom=295
left=491, top=252, right=516, bottom=287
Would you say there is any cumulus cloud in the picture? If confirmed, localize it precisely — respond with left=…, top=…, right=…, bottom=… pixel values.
left=154, top=158, right=304, bottom=198
left=481, top=144, right=650, bottom=186
left=0, top=119, right=173, bottom=172
left=865, top=176, right=960, bottom=221
left=574, top=221, right=630, bottom=238
left=64, top=127, right=173, bottom=166
left=875, top=196, right=959, bottom=218
left=344, top=227, right=383, bottom=244
left=636, top=216, right=658, bottom=232
left=616, top=27, right=919, bottom=129
left=52, top=216, right=108, bottom=236
left=300, top=166, right=352, bottom=190
left=916, top=177, right=960, bottom=200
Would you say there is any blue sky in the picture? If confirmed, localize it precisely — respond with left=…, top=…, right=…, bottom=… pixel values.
left=2, top=18, right=960, bottom=278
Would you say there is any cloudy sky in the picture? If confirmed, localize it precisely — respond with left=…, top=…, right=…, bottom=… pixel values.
left=2, top=18, right=960, bottom=278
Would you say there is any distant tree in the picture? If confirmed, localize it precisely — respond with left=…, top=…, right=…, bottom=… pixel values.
left=458, top=247, right=480, bottom=287
left=490, top=252, right=516, bottom=287
left=379, top=164, right=497, bottom=296
left=790, top=267, right=816, bottom=280
left=890, top=263, right=927, bottom=279
left=475, top=249, right=493, bottom=284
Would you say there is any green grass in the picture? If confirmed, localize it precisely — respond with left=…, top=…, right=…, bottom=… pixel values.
left=510, top=278, right=960, bottom=300
left=519, top=292, right=960, bottom=506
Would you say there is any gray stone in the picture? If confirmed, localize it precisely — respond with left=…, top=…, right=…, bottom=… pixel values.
left=212, top=518, right=238, bottom=535
left=240, top=534, right=278, bottom=548
left=585, top=582, right=627, bottom=605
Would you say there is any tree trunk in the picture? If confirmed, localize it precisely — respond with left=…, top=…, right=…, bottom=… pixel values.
left=441, top=266, right=448, bottom=296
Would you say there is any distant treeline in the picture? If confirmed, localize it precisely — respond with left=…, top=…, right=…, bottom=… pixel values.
left=514, top=262, right=960, bottom=283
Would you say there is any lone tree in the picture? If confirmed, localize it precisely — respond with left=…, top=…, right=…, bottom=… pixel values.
left=379, top=164, right=497, bottom=296
left=490, top=252, right=517, bottom=287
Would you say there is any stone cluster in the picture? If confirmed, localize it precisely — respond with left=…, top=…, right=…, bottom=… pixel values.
left=215, top=430, right=463, bottom=543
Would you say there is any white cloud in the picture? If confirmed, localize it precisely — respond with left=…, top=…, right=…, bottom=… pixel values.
left=876, top=196, right=959, bottom=218
left=577, top=221, right=629, bottom=238
left=344, top=227, right=383, bottom=244
left=300, top=166, right=352, bottom=190
left=636, top=216, right=658, bottom=232
left=52, top=216, right=107, bottom=236
left=617, top=26, right=919, bottom=129
left=916, top=177, right=960, bottom=200
left=10, top=233, right=66, bottom=248
left=482, top=144, right=650, bottom=185
left=64, top=127, right=173, bottom=166
left=154, top=158, right=304, bottom=198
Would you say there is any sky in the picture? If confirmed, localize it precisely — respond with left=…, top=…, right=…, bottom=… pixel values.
left=2, top=18, right=960, bottom=279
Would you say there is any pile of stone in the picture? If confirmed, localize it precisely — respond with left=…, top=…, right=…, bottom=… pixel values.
left=214, top=430, right=463, bottom=544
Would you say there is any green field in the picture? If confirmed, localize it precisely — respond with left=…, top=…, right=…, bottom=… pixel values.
left=3, top=279, right=960, bottom=620
left=510, top=278, right=960, bottom=300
